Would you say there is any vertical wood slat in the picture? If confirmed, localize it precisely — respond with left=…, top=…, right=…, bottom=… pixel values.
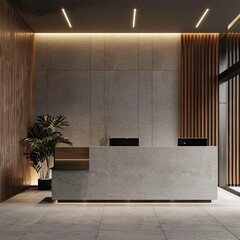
left=226, top=33, right=240, bottom=186
left=181, top=33, right=219, bottom=146
left=0, top=0, right=35, bottom=202
left=233, top=36, right=235, bottom=186
left=237, top=34, right=240, bottom=184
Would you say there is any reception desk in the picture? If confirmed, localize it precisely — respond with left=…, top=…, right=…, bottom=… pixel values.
left=52, top=146, right=217, bottom=201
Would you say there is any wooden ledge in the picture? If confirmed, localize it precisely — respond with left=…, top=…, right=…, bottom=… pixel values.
left=54, top=147, right=90, bottom=170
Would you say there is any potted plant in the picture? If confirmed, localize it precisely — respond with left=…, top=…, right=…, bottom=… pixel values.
left=24, top=115, right=72, bottom=190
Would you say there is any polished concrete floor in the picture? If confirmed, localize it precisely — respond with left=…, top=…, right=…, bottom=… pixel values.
left=1, top=188, right=240, bottom=240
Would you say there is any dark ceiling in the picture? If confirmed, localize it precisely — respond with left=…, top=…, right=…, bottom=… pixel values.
left=8, top=0, right=240, bottom=33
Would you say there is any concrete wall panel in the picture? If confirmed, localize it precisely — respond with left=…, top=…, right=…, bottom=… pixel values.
left=105, top=35, right=138, bottom=70
left=48, top=35, right=91, bottom=70
left=35, top=34, right=48, bottom=71
left=105, top=71, right=139, bottom=138
left=139, top=35, right=153, bottom=70
left=91, top=35, right=104, bottom=70
left=139, top=71, right=152, bottom=146
left=36, top=34, right=181, bottom=147
left=153, top=71, right=180, bottom=146
left=153, top=34, right=181, bottom=71
left=90, top=71, right=105, bottom=146
left=35, top=71, right=48, bottom=116
left=48, top=71, right=90, bottom=146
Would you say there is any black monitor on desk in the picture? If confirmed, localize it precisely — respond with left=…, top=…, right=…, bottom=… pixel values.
left=110, top=138, right=139, bottom=146
left=178, top=138, right=208, bottom=146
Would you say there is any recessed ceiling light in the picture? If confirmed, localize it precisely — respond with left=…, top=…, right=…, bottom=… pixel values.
left=228, top=13, right=240, bottom=30
left=61, top=8, right=72, bottom=28
left=132, top=8, right=137, bottom=28
left=195, top=8, right=210, bottom=28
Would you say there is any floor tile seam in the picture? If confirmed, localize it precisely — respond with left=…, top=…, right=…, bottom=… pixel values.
left=97, top=229, right=165, bottom=232
left=96, top=204, right=105, bottom=239
left=200, top=205, right=240, bottom=240
left=103, top=204, right=153, bottom=207
left=24, top=206, right=55, bottom=231
left=151, top=205, right=168, bottom=240
left=9, top=213, right=48, bottom=239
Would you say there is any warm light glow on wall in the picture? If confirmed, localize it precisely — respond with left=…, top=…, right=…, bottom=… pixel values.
left=195, top=9, right=209, bottom=28
left=35, top=33, right=181, bottom=36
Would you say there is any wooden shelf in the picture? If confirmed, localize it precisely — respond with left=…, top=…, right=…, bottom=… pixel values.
left=54, top=147, right=89, bottom=170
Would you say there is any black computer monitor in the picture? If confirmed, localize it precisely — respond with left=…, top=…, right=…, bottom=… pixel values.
left=110, top=138, right=139, bottom=146
left=178, top=138, right=208, bottom=146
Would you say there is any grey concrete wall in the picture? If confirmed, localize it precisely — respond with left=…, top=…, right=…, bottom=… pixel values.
left=35, top=34, right=181, bottom=147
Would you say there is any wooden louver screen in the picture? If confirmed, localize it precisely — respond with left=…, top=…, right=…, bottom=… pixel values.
left=226, top=33, right=240, bottom=186
left=181, top=34, right=219, bottom=146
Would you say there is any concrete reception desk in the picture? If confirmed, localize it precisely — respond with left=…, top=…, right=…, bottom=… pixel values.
left=52, top=146, right=218, bottom=201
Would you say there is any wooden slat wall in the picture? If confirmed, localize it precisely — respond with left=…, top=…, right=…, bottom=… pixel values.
left=181, top=34, right=219, bottom=146
left=226, top=33, right=240, bottom=186
left=0, top=0, right=35, bottom=201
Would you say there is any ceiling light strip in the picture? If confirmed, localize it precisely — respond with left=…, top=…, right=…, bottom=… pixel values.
left=61, top=8, right=72, bottom=28
left=228, top=13, right=240, bottom=30
left=132, top=8, right=137, bottom=28
left=195, top=8, right=209, bottom=28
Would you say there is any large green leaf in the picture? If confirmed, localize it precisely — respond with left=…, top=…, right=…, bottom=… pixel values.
left=23, top=114, right=72, bottom=177
left=37, top=114, right=69, bottom=130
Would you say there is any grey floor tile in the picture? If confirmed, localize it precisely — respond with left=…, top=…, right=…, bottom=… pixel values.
left=165, top=230, right=239, bottom=240
left=0, top=237, right=21, bottom=240
left=100, top=206, right=162, bottom=231
left=0, top=211, right=44, bottom=228
left=97, top=230, right=166, bottom=240
left=227, top=229, right=240, bottom=239
left=0, top=227, right=28, bottom=240
left=19, top=230, right=97, bottom=240
left=31, top=217, right=101, bottom=233
left=202, top=207, right=240, bottom=239
left=1, top=187, right=240, bottom=240
left=31, top=206, right=103, bottom=232
left=153, top=205, right=239, bottom=239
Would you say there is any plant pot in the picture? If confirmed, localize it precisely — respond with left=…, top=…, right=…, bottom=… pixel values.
left=38, top=178, right=52, bottom=190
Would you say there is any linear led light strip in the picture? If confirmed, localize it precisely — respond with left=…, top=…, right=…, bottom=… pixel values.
left=61, top=8, right=72, bottom=28
left=195, top=8, right=209, bottom=28
left=228, top=13, right=240, bottom=30
left=132, top=8, right=137, bottom=28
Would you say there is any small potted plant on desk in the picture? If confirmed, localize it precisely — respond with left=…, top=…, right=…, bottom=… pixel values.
left=24, top=115, right=72, bottom=190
